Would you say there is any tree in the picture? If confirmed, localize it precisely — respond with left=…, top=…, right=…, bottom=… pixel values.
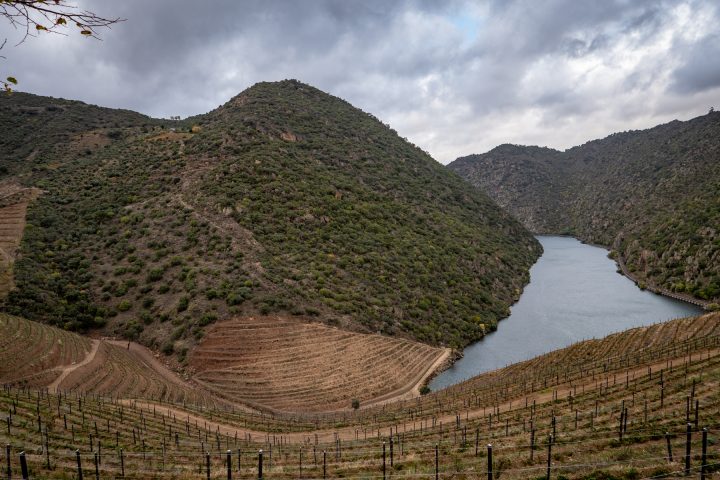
left=1, top=0, right=123, bottom=91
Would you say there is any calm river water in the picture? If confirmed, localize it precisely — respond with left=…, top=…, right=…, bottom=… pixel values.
left=429, top=235, right=703, bottom=390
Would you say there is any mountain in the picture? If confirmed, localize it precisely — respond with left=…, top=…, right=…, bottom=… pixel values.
left=0, top=81, right=541, bottom=354
left=449, top=111, right=720, bottom=307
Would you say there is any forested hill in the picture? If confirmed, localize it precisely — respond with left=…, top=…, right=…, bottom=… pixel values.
left=0, top=81, right=541, bottom=356
left=449, top=111, right=720, bottom=306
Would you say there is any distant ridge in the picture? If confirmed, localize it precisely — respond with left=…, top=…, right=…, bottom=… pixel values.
left=449, top=111, right=720, bottom=306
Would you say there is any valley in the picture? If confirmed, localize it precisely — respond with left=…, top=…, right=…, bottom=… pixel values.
left=449, top=112, right=720, bottom=308
left=1, top=82, right=719, bottom=479
left=2, top=1, right=719, bottom=477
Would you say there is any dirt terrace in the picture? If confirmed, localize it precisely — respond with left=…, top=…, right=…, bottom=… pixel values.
left=0, top=184, right=40, bottom=298
left=190, top=316, right=450, bottom=413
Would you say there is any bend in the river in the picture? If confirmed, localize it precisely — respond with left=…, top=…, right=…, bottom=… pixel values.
left=430, top=236, right=702, bottom=390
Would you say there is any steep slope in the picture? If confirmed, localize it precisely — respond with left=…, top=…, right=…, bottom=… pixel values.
left=449, top=144, right=567, bottom=233
left=0, top=81, right=541, bottom=352
left=449, top=111, right=720, bottom=306
left=0, top=183, right=40, bottom=298
left=0, top=313, right=221, bottom=408
left=190, top=316, right=449, bottom=412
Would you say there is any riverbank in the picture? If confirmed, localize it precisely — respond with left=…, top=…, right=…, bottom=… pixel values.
left=613, top=253, right=712, bottom=309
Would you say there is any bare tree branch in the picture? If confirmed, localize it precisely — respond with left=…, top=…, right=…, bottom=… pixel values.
left=1, top=1, right=123, bottom=91
left=1, top=0, right=123, bottom=43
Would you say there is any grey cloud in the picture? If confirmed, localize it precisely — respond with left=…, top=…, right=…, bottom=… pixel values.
left=3, top=0, right=719, bottom=163
left=479, top=0, right=663, bottom=58
left=671, top=34, right=720, bottom=94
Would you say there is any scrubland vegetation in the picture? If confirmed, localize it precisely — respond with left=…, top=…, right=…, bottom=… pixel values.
left=0, top=82, right=540, bottom=352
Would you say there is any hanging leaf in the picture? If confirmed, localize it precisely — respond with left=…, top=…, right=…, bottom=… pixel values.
left=6, top=77, right=17, bottom=85
left=35, top=24, right=47, bottom=31
left=80, top=30, right=92, bottom=36
left=56, top=17, right=67, bottom=25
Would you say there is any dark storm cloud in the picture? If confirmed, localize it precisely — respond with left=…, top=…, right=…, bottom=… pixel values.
left=671, top=34, right=720, bottom=94
left=102, top=0, right=401, bottom=73
left=3, top=0, right=719, bottom=162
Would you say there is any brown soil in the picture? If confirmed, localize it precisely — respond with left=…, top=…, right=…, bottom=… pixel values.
left=127, top=338, right=720, bottom=445
left=48, top=339, right=100, bottom=393
left=70, top=131, right=111, bottom=150
left=189, top=316, right=449, bottom=413
left=0, top=314, right=223, bottom=407
left=0, top=314, right=92, bottom=387
left=147, top=131, right=193, bottom=142
left=56, top=338, right=224, bottom=408
left=0, top=184, right=41, bottom=298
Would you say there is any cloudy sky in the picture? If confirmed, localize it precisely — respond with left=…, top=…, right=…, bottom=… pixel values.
left=3, top=0, right=719, bottom=163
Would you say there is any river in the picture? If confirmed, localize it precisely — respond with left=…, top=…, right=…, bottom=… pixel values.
left=429, top=235, right=703, bottom=390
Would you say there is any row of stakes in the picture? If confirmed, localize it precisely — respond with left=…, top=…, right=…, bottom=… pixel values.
left=2, top=424, right=714, bottom=479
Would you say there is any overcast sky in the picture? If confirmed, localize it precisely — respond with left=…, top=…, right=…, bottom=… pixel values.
left=3, top=0, right=719, bottom=163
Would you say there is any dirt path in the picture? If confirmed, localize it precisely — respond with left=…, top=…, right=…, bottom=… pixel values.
left=48, top=339, right=100, bottom=393
left=411, top=348, right=452, bottom=396
left=120, top=346, right=720, bottom=444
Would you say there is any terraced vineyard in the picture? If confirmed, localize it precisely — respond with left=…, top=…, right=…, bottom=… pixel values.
left=0, top=314, right=222, bottom=408
left=2, top=312, right=720, bottom=479
left=190, top=317, right=450, bottom=412
left=0, top=184, right=39, bottom=298
left=58, top=341, right=224, bottom=409
left=0, top=314, right=92, bottom=387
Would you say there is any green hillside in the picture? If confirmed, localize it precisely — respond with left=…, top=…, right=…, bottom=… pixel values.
left=449, top=111, right=720, bottom=306
left=0, top=81, right=541, bottom=354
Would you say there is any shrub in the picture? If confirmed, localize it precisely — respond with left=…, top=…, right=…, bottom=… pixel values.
left=198, top=313, right=217, bottom=327
left=226, top=292, right=245, bottom=306
left=146, top=268, right=164, bottom=283
left=160, top=341, right=174, bottom=355
left=117, top=300, right=132, bottom=312
left=177, top=296, right=189, bottom=312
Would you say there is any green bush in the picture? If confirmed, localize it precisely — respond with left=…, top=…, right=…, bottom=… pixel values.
left=160, top=341, right=174, bottom=355
left=198, top=313, right=217, bottom=327
left=177, top=296, right=189, bottom=312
